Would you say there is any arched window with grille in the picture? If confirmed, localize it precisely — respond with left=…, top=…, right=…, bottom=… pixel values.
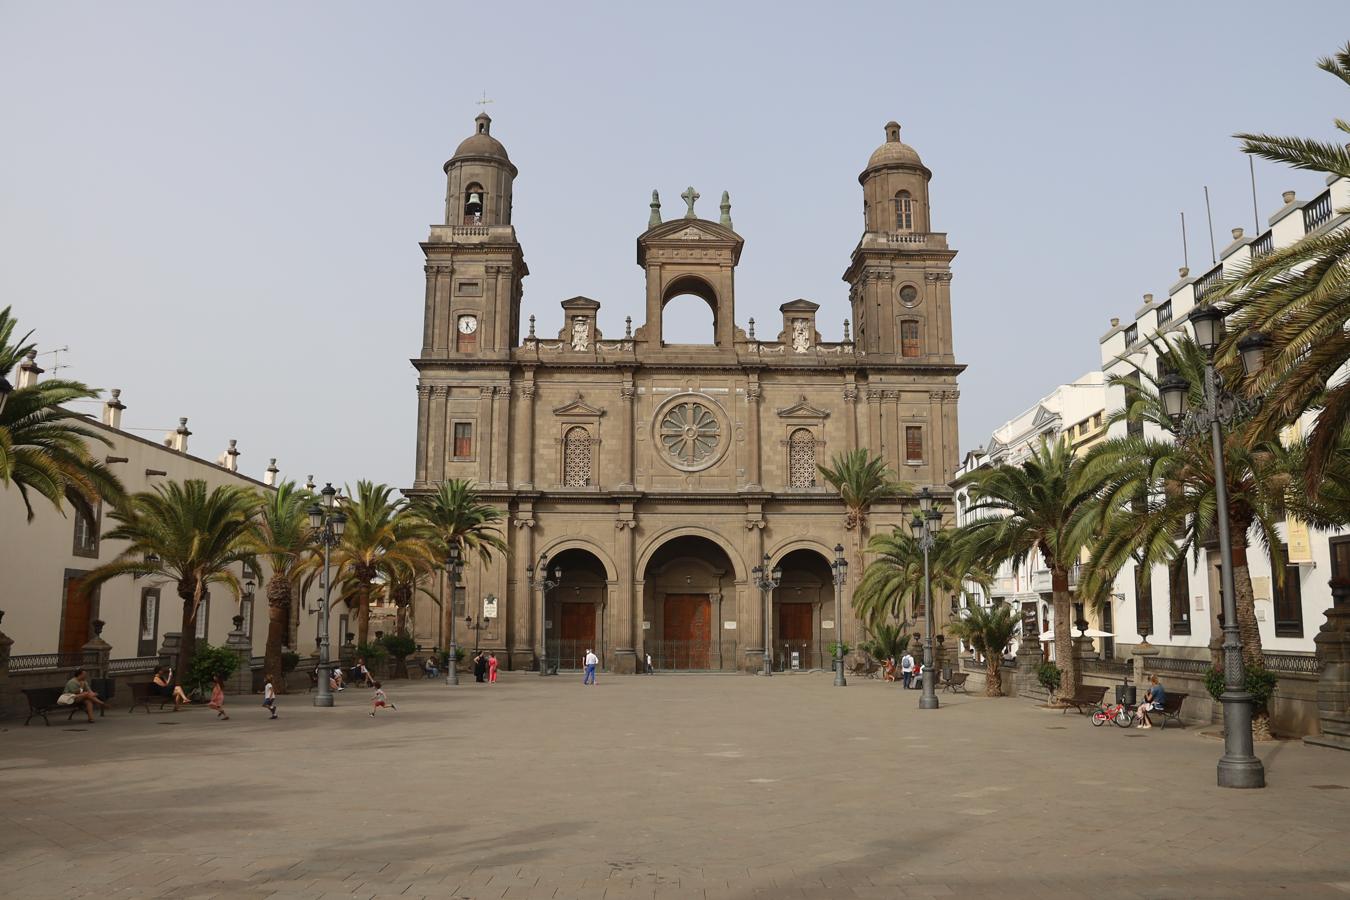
left=788, top=428, right=816, bottom=489
left=563, top=426, right=592, bottom=487
left=894, top=191, right=913, bottom=231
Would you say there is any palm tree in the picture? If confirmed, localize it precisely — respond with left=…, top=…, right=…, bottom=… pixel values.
left=958, top=437, right=1113, bottom=703
left=81, top=480, right=259, bottom=673
left=947, top=603, right=1020, bottom=697
left=0, top=306, right=123, bottom=519
left=817, top=449, right=908, bottom=532
left=852, top=525, right=991, bottom=629
left=333, top=481, right=414, bottom=648
left=860, top=620, right=910, bottom=664
left=253, top=481, right=317, bottom=692
left=405, top=479, right=508, bottom=650
left=1211, top=43, right=1350, bottom=493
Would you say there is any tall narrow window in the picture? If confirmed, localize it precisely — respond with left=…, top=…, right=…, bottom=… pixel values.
left=1168, top=559, right=1191, bottom=635
left=894, top=191, right=913, bottom=230
left=70, top=492, right=99, bottom=558
left=453, top=422, right=473, bottom=459
left=138, top=588, right=160, bottom=656
left=563, top=426, right=592, bottom=487
left=900, top=320, right=921, bottom=358
left=240, top=597, right=253, bottom=639
left=195, top=595, right=210, bottom=640
left=788, top=429, right=816, bottom=488
left=904, top=426, right=924, bottom=465
left=1272, top=545, right=1303, bottom=638
left=1135, top=564, right=1154, bottom=639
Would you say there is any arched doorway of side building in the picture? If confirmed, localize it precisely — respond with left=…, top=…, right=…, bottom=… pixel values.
left=545, top=548, right=608, bottom=672
left=642, top=535, right=737, bottom=671
left=770, top=548, right=834, bottom=672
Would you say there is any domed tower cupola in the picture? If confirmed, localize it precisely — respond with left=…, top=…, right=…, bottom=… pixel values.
left=443, top=113, right=518, bottom=226
left=860, top=121, right=932, bottom=234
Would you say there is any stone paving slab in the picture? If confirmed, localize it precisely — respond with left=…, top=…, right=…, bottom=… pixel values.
left=3, top=672, right=1350, bottom=898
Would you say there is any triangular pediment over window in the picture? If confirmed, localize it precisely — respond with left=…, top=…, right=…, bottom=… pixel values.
left=775, top=396, right=831, bottom=419
left=552, top=393, right=606, bottom=418
left=1030, top=405, right=1059, bottom=429
left=637, top=218, right=744, bottom=265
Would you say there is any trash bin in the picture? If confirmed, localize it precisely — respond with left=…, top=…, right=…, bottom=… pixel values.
left=1116, top=684, right=1137, bottom=706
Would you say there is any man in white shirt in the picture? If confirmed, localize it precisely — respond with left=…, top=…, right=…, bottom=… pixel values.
left=583, top=649, right=599, bottom=685
left=900, top=651, right=916, bottom=689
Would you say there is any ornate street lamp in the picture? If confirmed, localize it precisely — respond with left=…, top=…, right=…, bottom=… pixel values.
left=308, top=482, right=346, bottom=708
left=751, top=553, right=783, bottom=676
left=1162, top=305, right=1269, bottom=789
left=831, top=544, right=848, bottom=687
left=444, top=543, right=464, bottom=685
left=526, top=554, right=562, bottom=676
left=910, top=486, right=941, bottom=710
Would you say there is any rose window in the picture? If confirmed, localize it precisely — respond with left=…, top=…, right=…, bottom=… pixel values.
left=658, top=401, right=722, bottom=468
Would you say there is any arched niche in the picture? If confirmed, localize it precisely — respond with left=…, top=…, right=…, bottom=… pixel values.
left=660, top=274, right=719, bottom=346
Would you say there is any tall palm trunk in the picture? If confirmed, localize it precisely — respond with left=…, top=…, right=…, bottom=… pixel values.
left=1231, top=536, right=1273, bottom=740
left=1052, top=568, right=1077, bottom=703
left=984, top=657, right=1004, bottom=697
left=176, top=577, right=200, bottom=677
left=356, top=582, right=372, bottom=648
left=264, top=576, right=291, bottom=694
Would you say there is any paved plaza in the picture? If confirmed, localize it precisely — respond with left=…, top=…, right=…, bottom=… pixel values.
left=3, top=672, right=1350, bottom=899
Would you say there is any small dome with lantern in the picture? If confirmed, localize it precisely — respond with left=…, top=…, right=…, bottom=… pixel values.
left=864, top=121, right=926, bottom=174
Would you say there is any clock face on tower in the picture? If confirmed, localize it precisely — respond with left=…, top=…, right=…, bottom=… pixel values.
left=457, top=315, right=478, bottom=335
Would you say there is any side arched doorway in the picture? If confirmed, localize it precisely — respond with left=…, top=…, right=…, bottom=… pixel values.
left=642, top=535, right=736, bottom=670
left=771, top=549, right=834, bottom=671
left=545, top=548, right=608, bottom=671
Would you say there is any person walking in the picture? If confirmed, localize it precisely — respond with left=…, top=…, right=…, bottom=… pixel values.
left=208, top=674, right=229, bottom=720
left=262, top=675, right=278, bottom=720
left=582, top=648, right=599, bottom=685
left=900, top=651, right=916, bottom=689
left=645, top=652, right=654, bottom=675
left=488, top=652, right=499, bottom=683
left=370, top=681, right=396, bottom=716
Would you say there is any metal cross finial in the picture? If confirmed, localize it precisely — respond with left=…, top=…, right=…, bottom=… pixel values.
left=476, top=91, right=494, bottom=109
left=681, top=186, right=700, bottom=219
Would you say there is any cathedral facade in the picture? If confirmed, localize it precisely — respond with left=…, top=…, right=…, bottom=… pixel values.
left=410, top=115, right=963, bottom=673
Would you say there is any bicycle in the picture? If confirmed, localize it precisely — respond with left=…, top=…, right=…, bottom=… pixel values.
left=1091, top=700, right=1135, bottom=728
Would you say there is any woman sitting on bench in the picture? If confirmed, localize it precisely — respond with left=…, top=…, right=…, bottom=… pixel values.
left=1136, top=675, right=1165, bottom=730
left=152, top=666, right=191, bottom=711
left=58, top=669, right=108, bottom=723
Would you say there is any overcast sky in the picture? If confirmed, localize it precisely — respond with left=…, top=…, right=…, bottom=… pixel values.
left=2, top=2, right=1345, bottom=489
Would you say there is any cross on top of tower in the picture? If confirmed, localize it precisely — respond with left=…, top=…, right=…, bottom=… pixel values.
left=681, top=186, right=700, bottom=219
left=476, top=91, right=493, bottom=109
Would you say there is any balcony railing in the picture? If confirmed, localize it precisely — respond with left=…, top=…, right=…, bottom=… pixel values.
left=1155, top=300, right=1173, bottom=325
left=1303, top=191, right=1333, bottom=233
left=9, top=651, right=99, bottom=673
left=1250, top=230, right=1274, bottom=258
left=1194, top=264, right=1224, bottom=301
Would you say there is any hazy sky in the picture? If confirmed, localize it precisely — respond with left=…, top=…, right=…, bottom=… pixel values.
left=2, top=3, right=1346, bottom=489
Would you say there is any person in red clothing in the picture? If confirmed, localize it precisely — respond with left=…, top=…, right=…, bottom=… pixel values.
left=488, top=652, right=499, bottom=683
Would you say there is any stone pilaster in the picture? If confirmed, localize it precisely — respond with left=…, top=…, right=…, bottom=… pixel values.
left=619, top=377, right=636, bottom=489
left=745, top=376, right=762, bottom=489
left=519, top=378, right=536, bottom=489
left=742, top=503, right=766, bottom=671
left=1306, top=578, right=1350, bottom=752
left=611, top=503, right=638, bottom=673
left=82, top=620, right=112, bottom=678
left=225, top=615, right=252, bottom=695
left=510, top=505, right=537, bottom=671
left=843, top=380, right=859, bottom=454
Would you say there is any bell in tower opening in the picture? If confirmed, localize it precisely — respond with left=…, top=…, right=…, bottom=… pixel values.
left=464, top=184, right=484, bottom=224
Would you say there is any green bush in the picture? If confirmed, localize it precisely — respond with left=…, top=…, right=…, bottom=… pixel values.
left=356, top=641, right=387, bottom=660
left=828, top=641, right=852, bottom=658
left=184, top=643, right=239, bottom=693
left=280, top=650, right=300, bottom=674
left=1203, top=664, right=1278, bottom=710
left=1036, top=662, right=1062, bottom=694
left=380, top=633, right=417, bottom=660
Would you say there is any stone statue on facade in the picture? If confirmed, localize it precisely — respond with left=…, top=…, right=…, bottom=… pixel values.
left=571, top=317, right=590, bottom=351
left=791, top=318, right=811, bottom=353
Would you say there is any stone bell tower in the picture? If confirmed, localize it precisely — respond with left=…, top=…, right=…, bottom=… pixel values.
left=843, top=121, right=956, bottom=365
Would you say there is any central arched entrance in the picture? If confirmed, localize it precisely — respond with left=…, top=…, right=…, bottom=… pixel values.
left=642, top=535, right=736, bottom=670
left=545, top=548, right=608, bottom=671
left=771, top=548, right=834, bottom=671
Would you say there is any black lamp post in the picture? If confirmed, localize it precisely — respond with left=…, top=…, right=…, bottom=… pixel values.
left=910, top=487, right=941, bottom=710
left=466, top=594, right=493, bottom=652
left=751, top=554, right=783, bottom=675
left=831, top=544, right=848, bottom=687
left=445, top=543, right=463, bottom=685
left=525, top=554, right=562, bottom=676
left=307, top=482, right=347, bottom=708
left=1159, top=305, right=1269, bottom=789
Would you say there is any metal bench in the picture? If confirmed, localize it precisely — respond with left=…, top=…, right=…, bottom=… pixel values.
left=1061, top=685, right=1109, bottom=715
left=941, top=671, right=970, bottom=694
left=127, top=681, right=177, bottom=713
left=1146, top=692, right=1188, bottom=729
left=22, top=687, right=102, bottom=726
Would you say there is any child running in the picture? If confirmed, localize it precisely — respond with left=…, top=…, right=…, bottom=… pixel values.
left=370, top=681, right=396, bottom=717
left=262, top=674, right=278, bottom=720
left=208, top=674, right=229, bottom=720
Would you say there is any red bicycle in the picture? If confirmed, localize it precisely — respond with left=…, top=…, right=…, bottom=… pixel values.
left=1092, top=700, right=1135, bottom=728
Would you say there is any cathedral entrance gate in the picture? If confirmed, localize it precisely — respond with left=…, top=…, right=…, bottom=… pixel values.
left=545, top=548, right=607, bottom=672
left=770, top=548, right=833, bottom=671
left=662, top=594, right=712, bottom=669
left=642, top=535, right=736, bottom=671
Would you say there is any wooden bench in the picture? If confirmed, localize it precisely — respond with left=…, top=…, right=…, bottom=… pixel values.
left=1145, top=692, right=1188, bottom=729
left=941, top=671, right=970, bottom=694
left=1060, top=685, right=1109, bottom=715
left=127, top=682, right=177, bottom=713
left=22, top=687, right=103, bottom=726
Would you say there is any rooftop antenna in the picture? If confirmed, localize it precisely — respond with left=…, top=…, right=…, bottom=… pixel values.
left=1204, top=186, right=1217, bottom=264
left=38, top=345, right=71, bottom=373
left=1180, top=211, right=1190, bottom=270
left=1249, top=157, right=1261, bottom=235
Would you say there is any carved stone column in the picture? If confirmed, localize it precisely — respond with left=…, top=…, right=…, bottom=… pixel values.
left=742, top=504, right=767, bottom=671
left=421, top=264, right=436, bottom=356
left=478, top=385, right=495, bottom=485
left=866, top=389, right=882, bottom=458
left=414, top=385, right=432, bottom=486
left=619, top=376, right=636, bottom=489
left=612, top=506, right=638, bottom=673
left=843, top=380, right=859, bottom=454
left=745, top=376, right=762, bottom=489
left=520, top=378, right=536, bottom=489
left=510, top=507, right=536, bottom=672
left=493, top=385, right=510, bottom=489
left=1307, top=576, right=1350, bottom=752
